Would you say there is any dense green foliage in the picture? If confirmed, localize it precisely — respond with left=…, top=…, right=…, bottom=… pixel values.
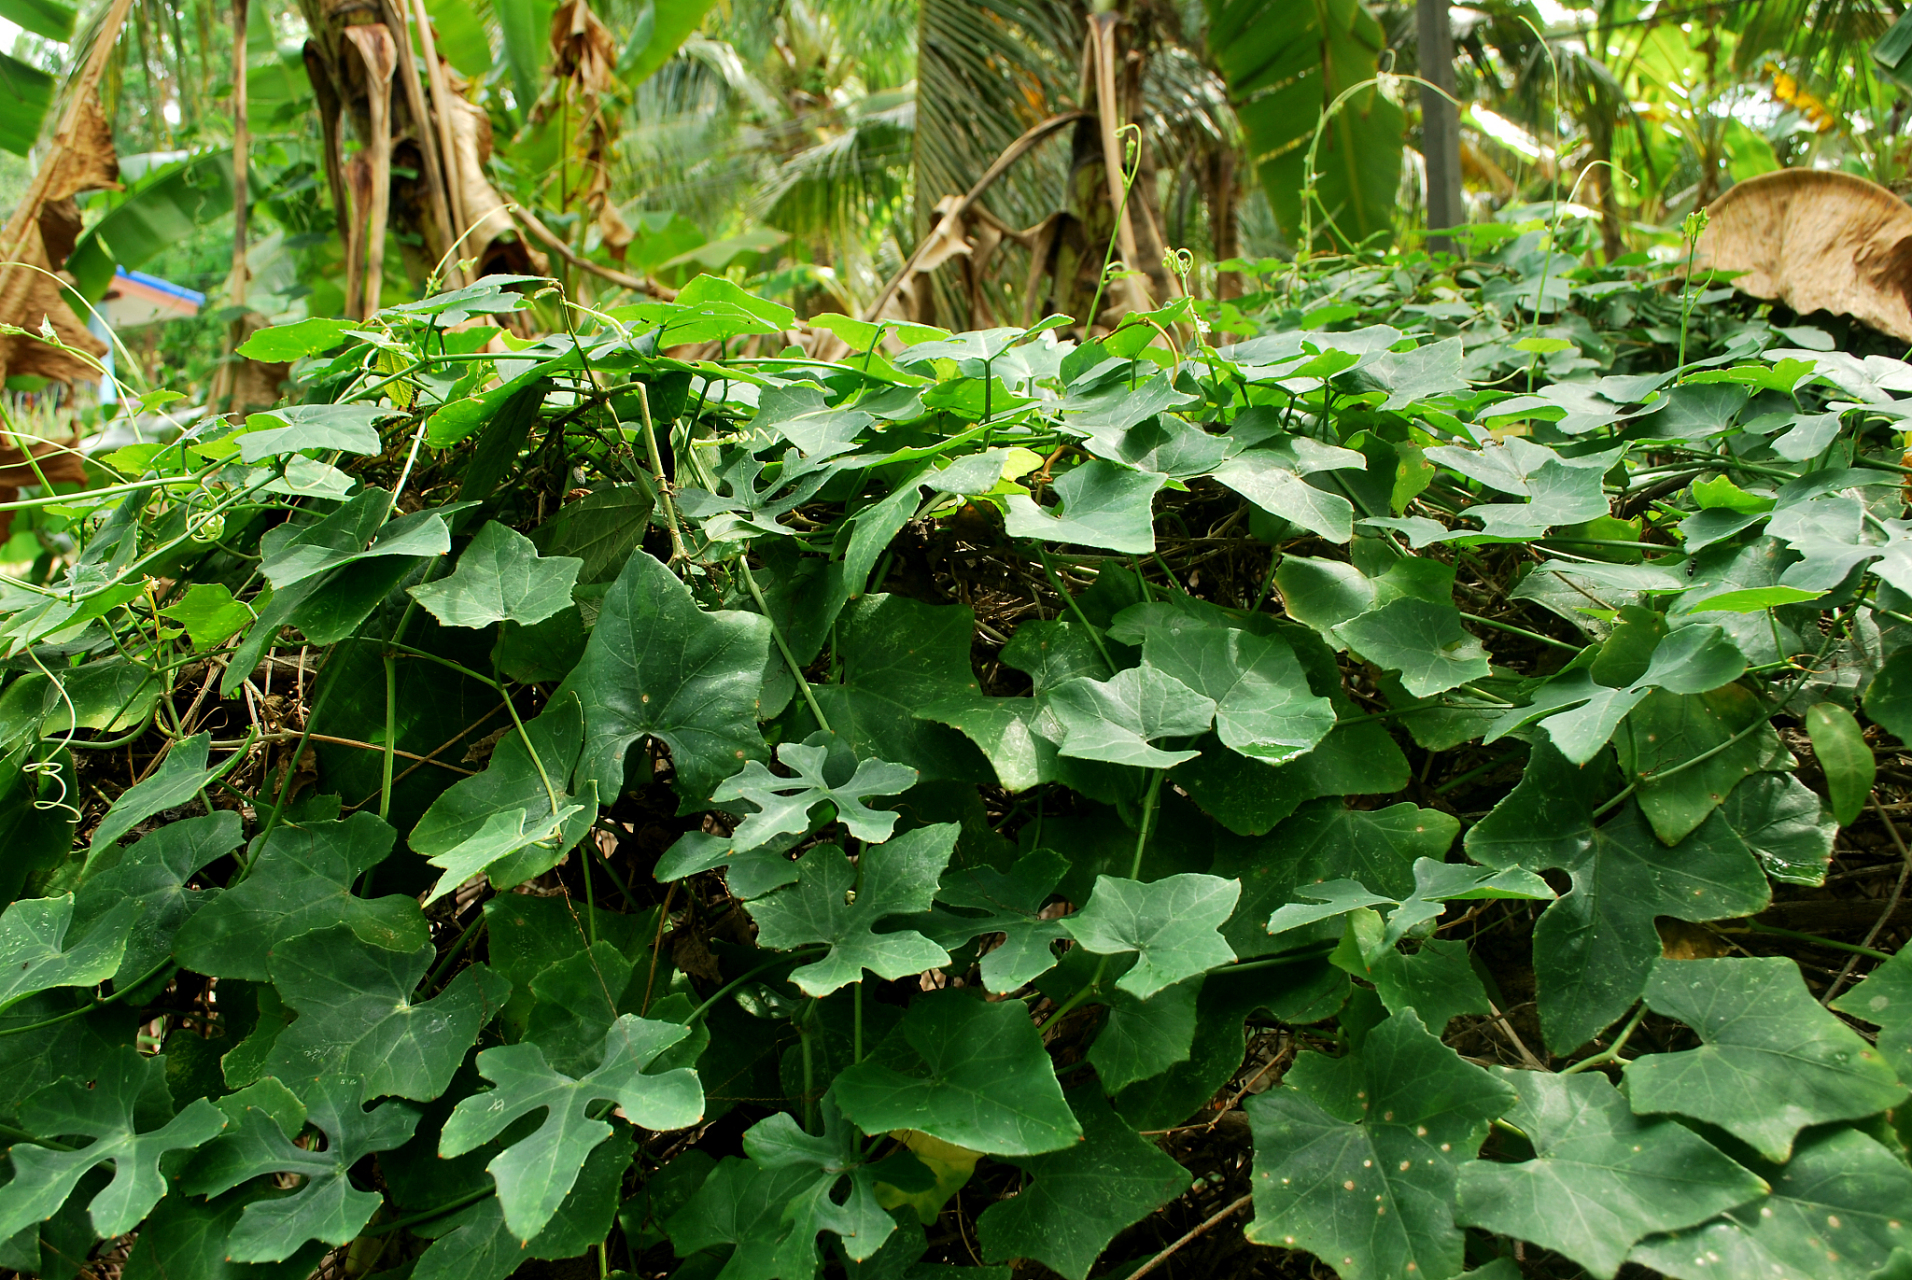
left=8, top=211, right=1912, bottom=1280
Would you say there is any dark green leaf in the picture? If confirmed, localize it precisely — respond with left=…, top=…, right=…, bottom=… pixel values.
left=528, top=484, right=656, bottom=584
left=1629, top=957, right=1908, bottom=1162
left=171, top=812, right=427, bottom=980
left=793, top=594, right=989, bottom=782
left=441, top=1014, right=705, bottom=1240
left=1244, top=1011, right=1514, bottom=1280
left=1631, top=1127, right=1912, bottom=1280
left=0, top=1047, right=227, bottom=1239
left=1335, top=598, right=1491, bottom=698
left=1718, top=772, right=1837, bottom=886
left=72, top=810, right=239, bottom=984
left=178, top=1076, right=418, bottom=1261
left=976, top=1086, right=1189, bottom=1280
left=1212, top=799, right=1457, bottom=958
left=261, top=925, right=507, bottom=1100
left=835, top=991, right=1080, bottom=1156
left=1369, top=939, right=1489, bottom=1031
left=555, top=549, right=773, bottom=805
left=747, top=824, right=958, bottom=996
left=1088, top=979, right=1201, bottom=1092
left=1833, top=948, right=1912, bottom=1086
left=1454, top=1069, right=1767, bottom=1279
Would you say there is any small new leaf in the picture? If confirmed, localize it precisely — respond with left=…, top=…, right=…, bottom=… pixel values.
left=1061, top=874, right=1241, bottom=999
left=712, top=742, right=918, bottom=852
left=747, top=823, right=958, bottom=996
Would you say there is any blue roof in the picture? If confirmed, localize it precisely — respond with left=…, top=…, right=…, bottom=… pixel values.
left=115, top=267, right=206, bottom=305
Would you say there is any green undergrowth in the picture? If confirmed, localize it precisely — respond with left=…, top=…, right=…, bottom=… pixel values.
left=3, top=218, right=1912, bottom=1280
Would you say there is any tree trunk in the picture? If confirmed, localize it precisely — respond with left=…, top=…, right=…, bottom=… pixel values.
left=1417, top=0, right=1464, bottom=256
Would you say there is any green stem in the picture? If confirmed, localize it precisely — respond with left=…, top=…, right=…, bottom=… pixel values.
left=1562, top=1004, right=1648, bottom=1074
left=361, top=1186, right=495, bottom=1237
left=1739, top=922, right=1893, bottom=961
left=1460, top=611, right=1581, bottom=654
left=740, top=557, right=831, bottom=734
left=637, top=383, right=690, bottom=564
left=378, top=648, right=397, bottom=821
left=1037, top=546, right=1115, bottom=672
left=684, top=947, right=829, bottom=1025
left=1129, top=769, right=1165, bottom=880
left=1221, top=945, right=1339, bottom=976
left=425, top=912, right=488, bottom=992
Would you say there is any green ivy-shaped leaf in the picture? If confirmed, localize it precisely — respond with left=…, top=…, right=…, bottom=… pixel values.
left=834, top=991, right=1080, bottom=1156
left=1334, top=598, right=1492, bottom=699
left=1265, top=857, right=1552, bottom=950
left=0, top=893, right=136, bottom=1012
left=258, top=488, right=450, bottom=589
left=792, top=594, right=990, bottom=782
left=1213, top=799, right=1459, bottom=958
left=1483, top=625, right=1747, bottom=765
left=71, top=810, right=240, bottom=985
left=1136, top=616, right=1334, bottom=764
left=747, top=823, right=958, bottom=996
left=261, top=924, right=508, bottom=1100
left=406, top=520, right=582, bottom=628
left=1832, top=946, right=1912, bottom=1085
left=1628, top=957, right=1908, bottom=1162
left=1037, top=665, right=1216, bottom=768
left=1245, top=1011, right=1515, bottom=1280
left=409, top=693, right=597, bottom=903
left=711, top=742, right=918, bottom=852
left=441, top=1014, right=705, bottom=1240
left=975, top=1086, right=1190, bottom=1280
left=171, top=811, right=427, bottom=981
left=915, top=849, right=1070, bottom=994
left=1088, top=978, right=1201, bottom=1092
left=1630, top=1126, right=1912, bottom=1280
left=0, top=1046, right=228, bottom=1239
left=88, top=730, right=225, bottom=856
left=178, top=1076, right=418, bottom=1262
left=1061, top=873, right=1240, bottom=999
left=1466, top=744, right=1771, bottom=1054
left=1454, top=1070, right=1767, bottom=1279
left=670, top=1096, right=895, bottom=1274
left=554, top=548, right=773, bottom=805
left=1003, top=459, right=1166, bottom=554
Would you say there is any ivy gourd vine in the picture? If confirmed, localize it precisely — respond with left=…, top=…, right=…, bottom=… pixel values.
left=4, top=223, right=1912, bottom=1280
